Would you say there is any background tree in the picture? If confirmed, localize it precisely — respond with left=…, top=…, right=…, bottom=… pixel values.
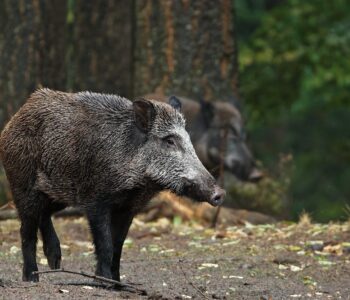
left=0, top=0, right=133, bottom=130
left=67, top=0, right=132, bottom=96
left=133, top=0, right=239, bottom=102
left=0, top=0, right=67, bottom=127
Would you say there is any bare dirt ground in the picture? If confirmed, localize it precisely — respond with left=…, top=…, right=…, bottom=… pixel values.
left=0, top=216, right=349, bottom=300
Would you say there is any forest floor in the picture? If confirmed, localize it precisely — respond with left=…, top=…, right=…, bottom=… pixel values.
left=0, top=216, right=349, bottom=300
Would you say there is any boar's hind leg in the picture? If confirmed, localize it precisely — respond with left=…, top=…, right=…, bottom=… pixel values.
left=86, top=207, right=113, bottom=279
left=14, top=190, right=42, bottom=282
left=40, top=201, right=66, bottom=270
left=110, top=208, right=134, bottom=282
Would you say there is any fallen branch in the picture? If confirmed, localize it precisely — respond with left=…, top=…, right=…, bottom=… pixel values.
left=0, top=209, right=17, bottom=220
left=33, top=268, right=147, bottom=295
left=53, top=207, right=84, bottom=218
left=0, top=202, right=15, bottom=210
left=0, top=207, right=85, bottom=220
left=178, top=259, right=209, bottom=300
left=53, top=281, right=110, bottom=288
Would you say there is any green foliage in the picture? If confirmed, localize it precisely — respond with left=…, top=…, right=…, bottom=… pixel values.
left=238, top=0, right=350, bottom=221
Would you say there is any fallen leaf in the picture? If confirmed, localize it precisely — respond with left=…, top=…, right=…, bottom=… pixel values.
left=198, top=263, right=219, bottom=270
left=303, top=276, right=317, bottom=287
left=278, top=264, right=288, bottom=270
left=323, top=244, right=342, bottom=256
left=10, top=246, right=19, bottom=255
left=123, top=238, right=133, bottom=248
left=290, top=265, right=302, bottom=272
left=288, top=245, right=302, bottom=252
left=222, top=240, right=240, bottom=246
left=173, top=215, right=182, bottom=226
left=159, top=249, right=175, bottom=254
left=318, top=260, right=335, bottom=266
left=82, top=286, right=93, bottom=290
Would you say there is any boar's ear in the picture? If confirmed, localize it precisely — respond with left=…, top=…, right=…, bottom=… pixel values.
left=168, top=95, right=182, bottom=112
left=133, top=98, right=156, bottom=133
left=200, top=99, right=214, bottom=123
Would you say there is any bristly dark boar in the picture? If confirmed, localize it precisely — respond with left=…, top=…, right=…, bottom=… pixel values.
left=0, top=89, right=225, bottom=282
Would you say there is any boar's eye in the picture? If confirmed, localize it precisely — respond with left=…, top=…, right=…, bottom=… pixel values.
left=163, top=135, right=176, bottom=147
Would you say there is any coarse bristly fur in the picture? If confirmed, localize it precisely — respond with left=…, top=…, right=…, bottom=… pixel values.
left=0, top=88, right=224, bottom=283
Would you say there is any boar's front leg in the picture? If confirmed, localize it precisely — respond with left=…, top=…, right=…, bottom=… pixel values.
left=110, top=208, right=134, bottom=281
left=86, top=206, right=113, bottom=279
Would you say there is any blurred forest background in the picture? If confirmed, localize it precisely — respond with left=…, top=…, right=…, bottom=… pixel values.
left=0, top=0, right=349, bottom=222
left=236, top=0, right=350, bottom=221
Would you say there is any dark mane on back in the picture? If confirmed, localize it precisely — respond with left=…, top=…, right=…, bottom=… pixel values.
left=76, top=91, right=131, bottom=113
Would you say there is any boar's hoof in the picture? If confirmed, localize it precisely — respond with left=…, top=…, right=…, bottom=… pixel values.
left=96, top=267, right=113, bottom=280
left=22, top=270, right=39, bottom=282
left=44, top=244, right=62, bottom=270
left=47, top=252, right=61, bottom=270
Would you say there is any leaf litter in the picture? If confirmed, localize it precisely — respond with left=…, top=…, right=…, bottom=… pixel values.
left=0, top=216, right=349, bottom=299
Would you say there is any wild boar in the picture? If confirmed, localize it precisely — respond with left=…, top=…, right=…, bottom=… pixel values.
left=144, top=94, right=262, bottom=182
left=0, top=89, right=225, bottom=282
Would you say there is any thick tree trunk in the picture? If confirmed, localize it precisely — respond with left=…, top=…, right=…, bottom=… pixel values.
left=0, top=0, right=67, bottom=128
left=133, top=0, right=239, bottom=102
left=69, top=0, right=133, bottom=96
left=0, top=0, right=132, bottom=129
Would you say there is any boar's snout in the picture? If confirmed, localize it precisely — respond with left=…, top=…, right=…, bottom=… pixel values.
left=182, top=175, right=225, bottom=207
left=208, top=185, right=225, bottom=207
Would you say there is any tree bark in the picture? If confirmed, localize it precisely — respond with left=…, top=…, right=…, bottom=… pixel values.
left=0, top=0, right=67, bottom=128
left=133, top=0, right=239, bottom=102
left=0, top=0, right=133, bottom=129
left=69, top=0, right=133, bottom=97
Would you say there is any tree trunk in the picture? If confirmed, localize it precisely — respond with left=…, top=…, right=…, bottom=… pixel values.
left=133, top=0, right=239, bottom=102
left=0, top=0, right=67, bottom=128
left=0, top=0, right=133, bottom=128
left=69, top=0, right=133, bottom=97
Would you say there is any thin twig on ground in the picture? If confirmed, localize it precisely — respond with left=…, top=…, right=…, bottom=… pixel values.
left=33, top=268, right=147, bottom=295
left=178, top=259, right=210, bottom=300
left=211, top=128, right=228, bottom=228
left=53, top=281, right=110, bottom=288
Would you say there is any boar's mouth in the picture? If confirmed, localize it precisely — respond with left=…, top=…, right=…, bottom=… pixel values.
left=179, top=178, right=225, bottom=207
